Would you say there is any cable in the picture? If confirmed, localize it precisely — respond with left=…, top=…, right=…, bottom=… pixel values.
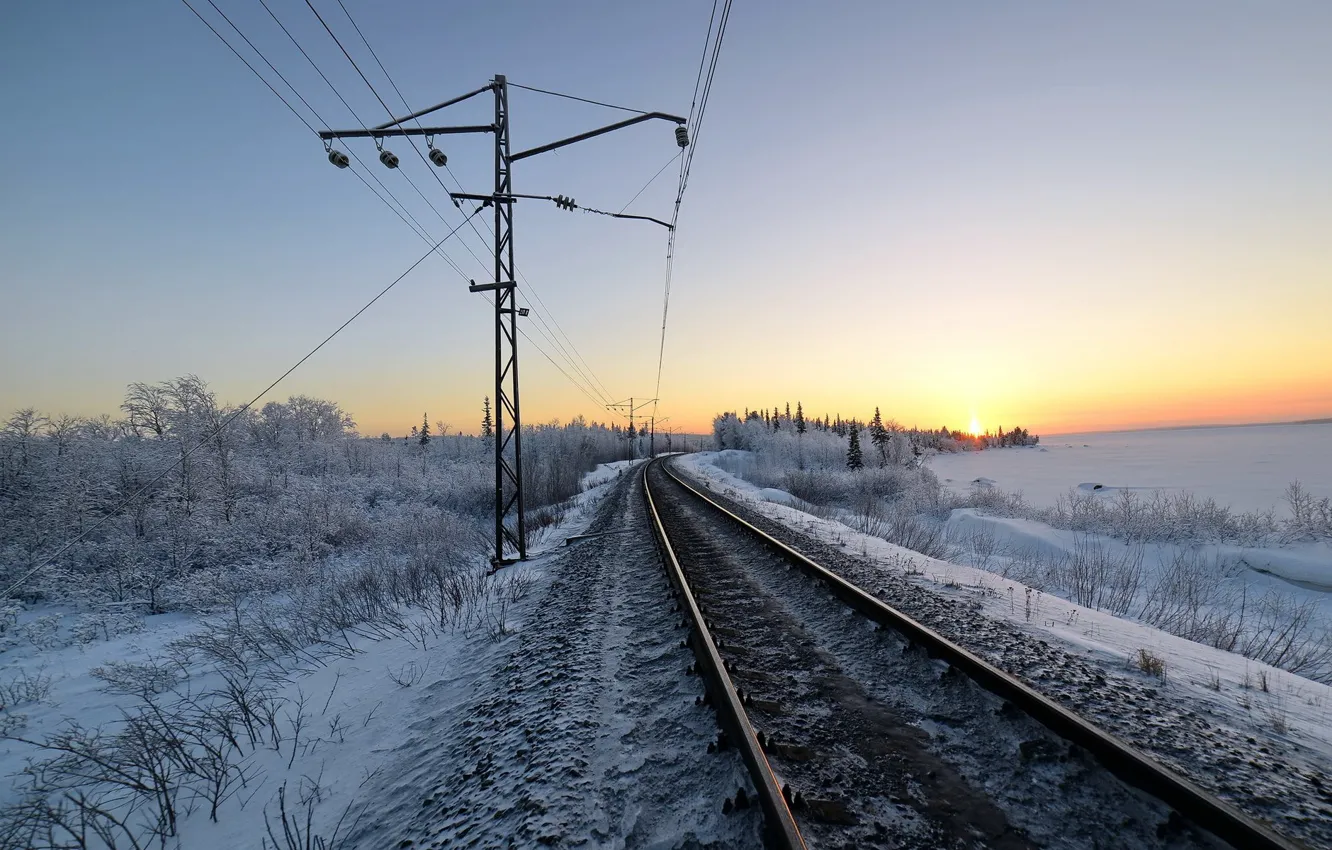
left=324, top=3, right=620, bottom=409
left=2, top=208, right=484, bottom=599
left=506, top=81, right=648, bottom=115
left=618, top=150, right=683, bottom=215
left=293, top=0, right=476, bottom=273
left=320, top=1, right=617, bottom=409
left=687, top=0, right=720, bottom=124
left=181, top=0, right=315, bottom=135
left=183, top=0, right=617, bottom=424
left=188, top=0, right=463, bottom=277
left=208, top=0, right=624, bottom=417
left=652, top=0, right=732, bottom=420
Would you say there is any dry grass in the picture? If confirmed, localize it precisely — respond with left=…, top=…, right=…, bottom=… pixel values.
left=1136, top=648, right=1167, bottom=679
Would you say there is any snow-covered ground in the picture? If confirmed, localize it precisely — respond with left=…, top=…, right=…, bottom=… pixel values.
left=925, top=424, right=1332, bottom=668
left=0, top=459, right=752, bottom=849
left=678, top=451, right=1332, bottom=842
left=928, top=422, right=1332, bottom=516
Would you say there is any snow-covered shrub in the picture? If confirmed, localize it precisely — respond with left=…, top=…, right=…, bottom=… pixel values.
left=0, top=668, right=52, bottom=707
left=1284, top=481, right=1332, bottom=540
left=89, top=659, right=184, bottom=698
left=1042, top=536, right=1144, bottom=615
left=15, top=615, right=61, bottom=651
left=1036, top=488, right=1282, bottom=545
left=69, top=607, right=145, bottom=644
left=0, top=381, right=631, bottom=617
left=0, top=604, right=18, bottom=640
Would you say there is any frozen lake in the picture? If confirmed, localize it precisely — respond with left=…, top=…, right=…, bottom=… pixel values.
left=927, top=422, right=1332, bottom=515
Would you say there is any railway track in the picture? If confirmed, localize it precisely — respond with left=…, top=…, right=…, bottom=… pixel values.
left=643, top=457, right=1302, bottom=850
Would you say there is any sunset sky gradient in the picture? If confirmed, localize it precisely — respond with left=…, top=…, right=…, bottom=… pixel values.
left=2, top=1, right=1330, bottom=437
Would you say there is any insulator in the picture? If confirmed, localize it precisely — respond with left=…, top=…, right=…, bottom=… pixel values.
left=675, top=125, right=689, bottom=148
left=428, top=147, right=448, bottom=167
left=379, top=149, right=400, bottom=169
left=327, top=149, right=350, bottom=168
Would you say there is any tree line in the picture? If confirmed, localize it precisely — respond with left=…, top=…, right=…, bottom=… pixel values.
left=716, top=402, right=1038, bottom=469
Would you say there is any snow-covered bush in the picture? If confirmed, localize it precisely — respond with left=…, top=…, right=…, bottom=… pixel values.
left=0, top=380, right=630, bottom=615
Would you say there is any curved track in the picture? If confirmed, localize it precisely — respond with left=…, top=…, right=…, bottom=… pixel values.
left=644, top=457, right=1301, bottom=850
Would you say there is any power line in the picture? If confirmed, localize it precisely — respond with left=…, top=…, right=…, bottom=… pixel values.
left=619, top=150, right=683, bottom=215
left=2, top=208, right=484, bottom=600
left=325, top=3, right=618, bottom=409
left=182, top=0, right=314, bottom=134
left=293, top=0, right=477, bottom=275
left=186, top=1, right=613, bottom=433
left=204, top=0, right=635, bottom=423
left=190, top=0, right=464, bottom=277
left=652, top=0, right=732, bottom=419
left=687, top=0, right=720, bottom=123
left=183, top=0, right=616, bottom=439
left=507, top=81, right=649, bottom=115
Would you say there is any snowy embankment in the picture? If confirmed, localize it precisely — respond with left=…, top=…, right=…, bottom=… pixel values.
left=678, top=452, right=1332, bottom=791
left=0, top=460, right=645, bottom=850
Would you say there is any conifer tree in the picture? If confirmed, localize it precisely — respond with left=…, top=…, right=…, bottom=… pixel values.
left=795, top=401, right=806, bottom=435
left=481, top=397, right=494, bottom=443
left=846, top=427, right=864, bottom=470
left=870, top=406, right=889, bottom=466
left=785, top=402, right=791, bottom=419
left=418, top=413, right=431, bottom=446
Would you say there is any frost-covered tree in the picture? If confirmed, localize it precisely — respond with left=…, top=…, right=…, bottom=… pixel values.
left=846, top=427, right=863, bottom=470
left=481, top=397, right=494, bottom=443
left=870, top=407, right=890, bottom=467
left=418, top=414, right=431, bottom=447
left=795, top=402, right=806, bottom=435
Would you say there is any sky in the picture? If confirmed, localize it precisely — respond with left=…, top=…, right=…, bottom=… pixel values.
left=2, top=1, right=1331, bottom=437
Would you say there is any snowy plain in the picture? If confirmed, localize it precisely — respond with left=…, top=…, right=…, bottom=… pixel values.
left=928, top=422, right=1332, bottom=516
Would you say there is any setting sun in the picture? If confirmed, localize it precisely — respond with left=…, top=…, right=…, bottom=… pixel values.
left=969, top=415, right=982, bottom=437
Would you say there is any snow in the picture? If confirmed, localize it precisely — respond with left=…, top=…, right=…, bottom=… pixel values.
left=928, top=422, right=1332, bottom=515
left=677, top=450, right=1332, bottom=781
left=757, top=486, right=799, bottom=505
left=945, top=508, right=1075, bottom=561
left=0, top=459, right=702, bottom=850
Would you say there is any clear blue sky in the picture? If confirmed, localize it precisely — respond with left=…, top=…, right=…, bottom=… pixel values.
left=3, top=1, right=1331, bottom=435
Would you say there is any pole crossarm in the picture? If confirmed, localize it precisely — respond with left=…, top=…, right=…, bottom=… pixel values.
left=606, top=212, right=673, bottom=230
left=448, top=193, right=674, bottom=230
left=511, top=112, right=686, bottom=161
left=318, top=124, right=494, bottom=140
left=468, top=280, right=516, bottom=293
left=373, top=83, right=496, bottom=130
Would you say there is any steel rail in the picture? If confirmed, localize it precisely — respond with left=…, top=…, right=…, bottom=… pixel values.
left=656, top=459, right=1301, bottom=850
left=643, top=461, right=806, bottom=850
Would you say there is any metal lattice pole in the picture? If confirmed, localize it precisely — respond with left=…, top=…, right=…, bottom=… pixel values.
left=317, top=76, right=686, bottom=567
left=492, top=75, right=526, bottom=564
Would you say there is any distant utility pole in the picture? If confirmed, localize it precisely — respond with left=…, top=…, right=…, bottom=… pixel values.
left=320, top=76, right=685, bottom=566
left=648, top=416, right=671, bottom=458
left=607, top=397, right=658, bottom=459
